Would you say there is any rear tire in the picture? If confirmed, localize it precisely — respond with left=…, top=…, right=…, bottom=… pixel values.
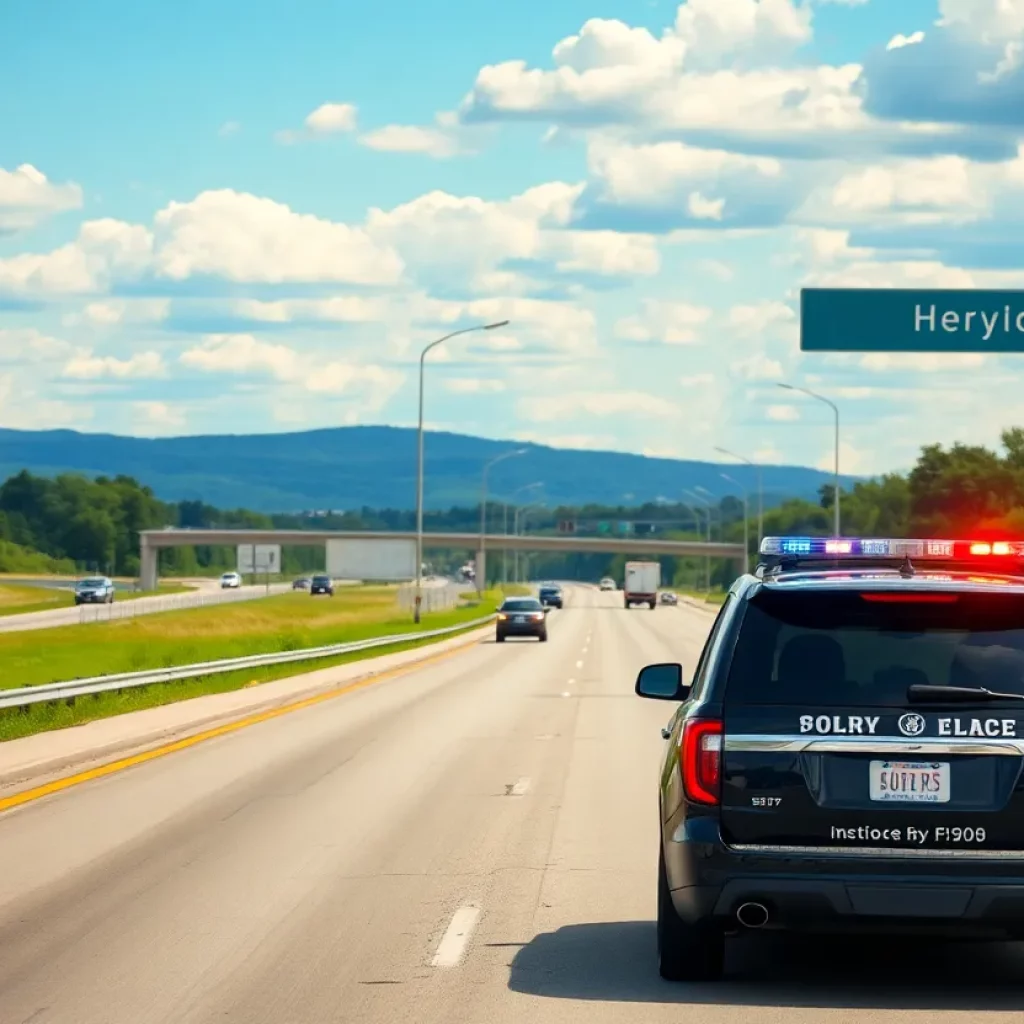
left=496, top=633, right=506, bottom=643
left=539, top=631, right=548, bottom=642
left=650, top=600, right=656, bottom=610
left=657, top=844, right=724, bottom=982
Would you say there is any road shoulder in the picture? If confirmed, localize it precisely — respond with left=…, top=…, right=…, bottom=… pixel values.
left=0, top=621, right=493, bottom=794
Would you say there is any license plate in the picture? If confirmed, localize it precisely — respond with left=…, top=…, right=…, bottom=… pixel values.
left=869, top=761, right=950, bottom=803
left=514, top=616, right=525, bottom=623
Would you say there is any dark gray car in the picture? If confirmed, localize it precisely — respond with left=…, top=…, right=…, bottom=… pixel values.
left=496, top=597, right=547, bottom=642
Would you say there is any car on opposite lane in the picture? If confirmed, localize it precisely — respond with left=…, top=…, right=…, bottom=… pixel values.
left=539, top=582, right=563, bottom=608
left=635, top=535, right=1024, bottom=982
left=310, top=574, right=334, bottom=596
left=220, top=572, right=242, bottom=589
left=599, top=577, right=616, bottom=591
left=659, top=591, right=679, bottom=605
left=292, top=577, right=311, bottom=590
left=496, top=596, right=548, bottom=642
left=74, top=576, right=115, bottom=605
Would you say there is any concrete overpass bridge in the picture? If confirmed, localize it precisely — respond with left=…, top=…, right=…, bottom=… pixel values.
left=139, top=528, right=745, bottom=590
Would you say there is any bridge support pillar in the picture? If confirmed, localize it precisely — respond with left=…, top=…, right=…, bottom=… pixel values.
left=476, top=549, right=486, bottom=593
left=140, top=537, right=159, bottom=591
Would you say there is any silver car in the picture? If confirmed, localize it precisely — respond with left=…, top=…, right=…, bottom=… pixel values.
left=74, top=576, right=115, bottom=605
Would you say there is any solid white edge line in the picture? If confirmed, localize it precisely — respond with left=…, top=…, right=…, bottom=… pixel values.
left=431, top=904, right=482, bottom=967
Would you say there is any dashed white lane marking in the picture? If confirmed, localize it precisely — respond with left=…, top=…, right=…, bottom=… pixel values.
left=509, top=777, right=531, bottom=796
left=567, top=677, right=576, bottom=685
left=576, top=660, right=583, bottom=669
left=562, top=691, right=571, bottom=698
left=431, top=905, right=482, bottom=967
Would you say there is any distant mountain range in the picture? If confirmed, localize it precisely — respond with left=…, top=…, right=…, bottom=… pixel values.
left=0, top=426, right=861, bottom=513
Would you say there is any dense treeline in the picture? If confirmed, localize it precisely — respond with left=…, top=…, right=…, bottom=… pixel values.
left=2, top=430, right=1022, bottom=584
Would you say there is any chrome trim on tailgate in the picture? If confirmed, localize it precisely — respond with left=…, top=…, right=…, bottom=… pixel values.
left=724, top=734, right=1024, bottom=757
left=728, top=843, right=1024, bottom=861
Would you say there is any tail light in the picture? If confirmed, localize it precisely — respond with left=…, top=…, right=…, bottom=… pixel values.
left=680, top=719, right=723, bottom=805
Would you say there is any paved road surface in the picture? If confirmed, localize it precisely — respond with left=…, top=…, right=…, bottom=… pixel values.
left=0, top=586, right=1022, bottom=1022
left=0, top=581, right=293, bottom=634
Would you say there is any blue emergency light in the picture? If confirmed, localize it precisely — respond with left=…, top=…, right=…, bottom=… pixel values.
left=759, top=537, right=1024, bottom=559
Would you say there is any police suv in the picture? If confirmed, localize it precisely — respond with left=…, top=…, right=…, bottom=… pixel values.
left=636, top=536, right=1024, bottom=981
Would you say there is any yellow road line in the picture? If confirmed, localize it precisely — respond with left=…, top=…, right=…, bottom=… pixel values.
left=0, top=630, right=486, bottom=815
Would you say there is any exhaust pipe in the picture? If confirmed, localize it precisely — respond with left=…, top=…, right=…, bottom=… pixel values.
left=736, top=902, right=769, bottom=929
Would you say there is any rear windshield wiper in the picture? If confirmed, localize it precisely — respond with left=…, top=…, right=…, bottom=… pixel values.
left=908, top=684, right=1024, bottom=704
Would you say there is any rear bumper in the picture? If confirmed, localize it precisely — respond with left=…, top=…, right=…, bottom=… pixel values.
left=497, top=624, right=545, bottom=636
left=665, top=821, right=1024, bottom=936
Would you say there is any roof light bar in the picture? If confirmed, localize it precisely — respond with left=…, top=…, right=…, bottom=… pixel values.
left=760, top=537, right=1024, bottom=559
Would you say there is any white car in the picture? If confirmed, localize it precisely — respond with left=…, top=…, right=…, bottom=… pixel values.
left=220, top=572, right=242, bottom=589
left=599, top=577, right=616, bottom=591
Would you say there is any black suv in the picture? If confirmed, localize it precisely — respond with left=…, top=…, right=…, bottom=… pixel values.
left=636, top=536, right=1024, bottom=981
left=310, top=574, right=334, bottom=596
left=539, top=583, right=563, bottom=609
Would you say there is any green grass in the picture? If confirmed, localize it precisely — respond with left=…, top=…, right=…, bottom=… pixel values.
left=0, top=581, right=190, bottom=618
left=674, top=588, right=728, bottom=606
left=0, top=586, right=501, bottom=741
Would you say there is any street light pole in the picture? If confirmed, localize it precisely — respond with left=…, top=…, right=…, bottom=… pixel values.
left=514, top=501, right=545, bottom=584
left=778, top=382, right=841, bottom=537
left=720, top=472, right=749, bottom=576
left=508, top=482, right=543, bottom=586
left=414, top=319, right=510, bottom=622
left=682, top=488, right=712, bottom=591
left=479, top=448, right=527, bottom=594
left=715, top=446, right=763, bottom=552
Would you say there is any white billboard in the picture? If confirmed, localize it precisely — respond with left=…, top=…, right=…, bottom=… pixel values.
left=326, top=538, right=417, bottom=581
left=237, top=544, right=281, bottom=574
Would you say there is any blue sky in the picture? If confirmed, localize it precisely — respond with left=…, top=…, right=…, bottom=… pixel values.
left=2, top=0, right=1024, bottom=479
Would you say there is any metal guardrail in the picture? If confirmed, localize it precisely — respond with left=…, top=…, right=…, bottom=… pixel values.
left=396, top=579, right=466, bottom=612
left=0, top=614, right=497, bottom=711
left=76, top=583, right=294, bottom=624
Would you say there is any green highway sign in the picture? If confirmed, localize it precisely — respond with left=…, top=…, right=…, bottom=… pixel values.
left=801, top=287, right=1024, bottom=352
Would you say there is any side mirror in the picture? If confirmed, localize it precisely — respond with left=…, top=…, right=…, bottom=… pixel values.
left=635, top=662, right=690, bottom=702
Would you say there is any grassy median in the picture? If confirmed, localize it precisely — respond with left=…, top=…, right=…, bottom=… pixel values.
left=0, top=581, right=191, bottom=618
left=0, top=586, right=510, bottom=742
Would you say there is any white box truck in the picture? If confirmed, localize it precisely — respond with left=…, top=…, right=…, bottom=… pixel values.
left=624, top=560, right=661, bottom=609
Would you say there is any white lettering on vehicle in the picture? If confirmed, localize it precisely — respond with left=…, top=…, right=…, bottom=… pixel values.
left=936, top=718, right=1017, bottom=737
left=800, top=715, right=880, bottom=735
left=799, top=715, right=1017, bottom=737
left=830, top=825, right=987, bottom=845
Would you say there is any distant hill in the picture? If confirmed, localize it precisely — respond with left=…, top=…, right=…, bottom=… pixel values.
left=0, top=426, right=861, bottom=513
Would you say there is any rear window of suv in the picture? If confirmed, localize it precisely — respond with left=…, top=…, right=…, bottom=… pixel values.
left=725, top=587, right=1024, bottom=707
left=502, top=598, right=542, bottom=611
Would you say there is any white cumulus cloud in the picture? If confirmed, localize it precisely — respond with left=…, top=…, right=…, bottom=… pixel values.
left=0, top=164, right=83, bottom=234
left=359, top=125, right=461, bottom=158
left=276, top=102, right=358, bottom=143
left=154, top=190, right=404, bottom=285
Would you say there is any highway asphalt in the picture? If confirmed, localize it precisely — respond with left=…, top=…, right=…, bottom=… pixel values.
left=1, top=586, right=1022, bottom=1022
